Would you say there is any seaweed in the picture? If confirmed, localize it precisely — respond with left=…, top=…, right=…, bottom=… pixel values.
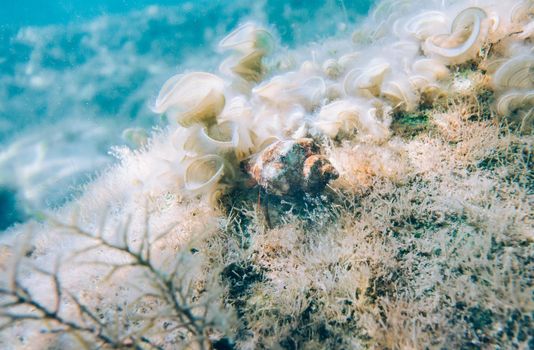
left=391, top=111, right=431, bottom=138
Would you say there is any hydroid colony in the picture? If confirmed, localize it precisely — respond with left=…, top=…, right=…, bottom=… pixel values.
left=0, top=0, right=532, bottom=349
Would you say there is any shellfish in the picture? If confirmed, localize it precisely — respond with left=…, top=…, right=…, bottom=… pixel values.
left=247, top=138, right=338, bottom=196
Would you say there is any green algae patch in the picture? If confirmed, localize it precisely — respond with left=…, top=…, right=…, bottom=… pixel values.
left=391, top=111, right=431, bottom=138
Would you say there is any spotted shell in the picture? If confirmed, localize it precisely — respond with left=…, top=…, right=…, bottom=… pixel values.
left=247, top=138, right=338, bottom=196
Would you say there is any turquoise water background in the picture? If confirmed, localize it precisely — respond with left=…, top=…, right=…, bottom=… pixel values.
left=2, top=0, right=204, bottom=27
left=0, top=0, right=373, bottom=229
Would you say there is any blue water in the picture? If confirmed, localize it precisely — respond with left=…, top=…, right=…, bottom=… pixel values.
left=0, top=0, right=373, bottom=229
left=1, top=0, right=205, bottom=27
left=11, top=0, right=362, bottom=31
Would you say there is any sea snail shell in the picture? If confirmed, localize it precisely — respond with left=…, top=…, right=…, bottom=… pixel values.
left=247, top=138, right=339, bottom=196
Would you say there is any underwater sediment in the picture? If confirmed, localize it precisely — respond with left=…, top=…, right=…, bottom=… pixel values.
left=0, top=0, right=533, bottom=349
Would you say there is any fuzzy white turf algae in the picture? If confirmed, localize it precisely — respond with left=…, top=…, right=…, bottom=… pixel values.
left=0, top=0, right=533, bottom=349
